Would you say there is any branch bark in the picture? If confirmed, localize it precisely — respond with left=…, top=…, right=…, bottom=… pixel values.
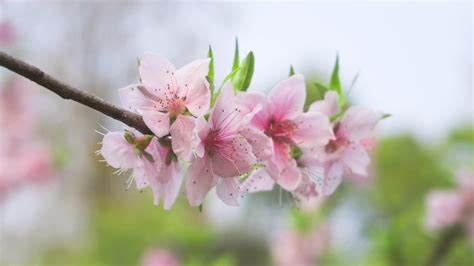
left=0, top=51, right=152, bottom=135
left=425, top=225, right=463, bottom=266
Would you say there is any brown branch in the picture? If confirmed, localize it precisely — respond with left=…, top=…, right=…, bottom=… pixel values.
left=425, top=225, right=463, bottom=266
left=0, top=50, right=152, bottom=135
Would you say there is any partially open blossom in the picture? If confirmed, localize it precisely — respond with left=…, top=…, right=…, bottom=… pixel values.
left=308, top=91, right=383, bottom=196
left=151, top=142, right=183, bottom=210
left=425, top=171, right=474, bottom=244
left=185, top=83, right=259, bottom=206
left=141, top=248, right=180, bottom=266
left=272, top=223, right=329, bottom=266
left=101, top=129, right=160, bottom=190
left=239, top=75, right=333, bottom=192
left=119, top=53, right=210, bottom=162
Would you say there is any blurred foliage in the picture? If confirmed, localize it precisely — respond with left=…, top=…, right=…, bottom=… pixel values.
left=38, top=125, right=473, bottom=266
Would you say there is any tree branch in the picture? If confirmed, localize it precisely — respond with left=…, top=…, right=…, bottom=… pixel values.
left=0, top=50, right=152, bottom=135
left=425, top=225, right=463, bottom=266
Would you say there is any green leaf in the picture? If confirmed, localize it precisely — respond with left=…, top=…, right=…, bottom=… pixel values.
left=211, top=67, right=242, bottom=107
left=330, top=54, right=346, bottom=107
left=232, top=37, right=239, bottom=72
left=231, top=52, right=255, bottom=92
left=198, top=204, right=203, bottom=213
left=304, top=82, right=328, bottom=111
left=207, top=45, right=215, bottom=95
left=382, top=113, right=392, bottom=119
left=289, top=65, right=295, bottom=77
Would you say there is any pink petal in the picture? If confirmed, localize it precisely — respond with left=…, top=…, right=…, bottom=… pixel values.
left=322, top=162, right=343, bottom=196
left=209, top=83, right=237, bottom=129
left=309, top=91, right=340, bottom=117
left=119, top=84, right=154, bottom=113
left=161, top=161, right=183, bottom=210
left=185, top=158, right=215, bottom=206
left=216, top=177, right=240, bottom=206
left=101, top=132, right=136, bottom=169
left=133, top=157, right=160, bottom=190
left=211, top=136, right=256, bottom=178
left=240, top=126, right=273, bottom=162
left=292, top=112, right=334, bottom=148
left=236, top=92, right=270, bottom=130
left=176, top=59, right=211, bottom=117
left=268, top=74, right=306, bottom=121
left=277, top=162, right=302, bottom=191
left=240, top=168, right=275, bottom=193
left=139, top=53, right=177, bottom=94
left=341, top=143, right=370, bottom=176
left=170, top=115, right=196, bottom=162
left=193, top=116, right=210, bottom=158
left=142, top=111, right=170, bottom=137
left=340, top=106, right=383, bottom=141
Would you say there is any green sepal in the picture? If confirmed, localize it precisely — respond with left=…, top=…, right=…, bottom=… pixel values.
left=290, top=145, right=303, bottom=160
left=135, top=135, right=154, bottom=151
left=232, top=38, right=239, bottom=72
left=136, top=57, right=141, bottom=66
left=198, top=204, right=203, bottom=213
left=165, top=150, right=177, bottom=165
left=123, top=131, right=135, bottom=144
left=142, top=150, right=155, bottom=163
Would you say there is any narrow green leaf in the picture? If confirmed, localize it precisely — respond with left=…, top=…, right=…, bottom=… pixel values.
left=382, top=113, right=392, bottom=119
left=232, top=38, right=239, bottom=72
left=207, top=45, right=215, bottom=95
left=330, top=54, right=346, bottom=107
left=289, top=65, right=295, bottom=77
left=232, top=52, right=255, bottom=92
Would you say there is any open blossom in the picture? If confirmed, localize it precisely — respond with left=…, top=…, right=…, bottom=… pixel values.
left=308, top=91, right=383, bottom=195
left=239, top=74, right=333, bottom=191
left=100, top=129, right=182, bottom=210
left=425, top=171, right=474, bottom=244
left=119, top=53, right=210, bottom=162
left=185, top=83, right=260, bottom=206
left=272, top=223, right=329, bottom=266
left=141, top=248, right=180, bottom=266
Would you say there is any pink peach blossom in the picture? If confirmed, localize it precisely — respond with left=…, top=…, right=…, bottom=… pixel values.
left=101, top=130, right=160, bottom=190
left=308, top=91, right=383, bottom=196
left=425, top=171, right=474, bottom=244
left=185, top=83, right=259, bottom=206
left=238, top=75, right=333, bottom=192
left=119, top=53, right=210, bottom=162
left=141, top=248, right=180, bottom=266
left=272, top=223, right=329, bottom=266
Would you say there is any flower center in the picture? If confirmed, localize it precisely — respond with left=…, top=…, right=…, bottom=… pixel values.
left=265, top=118, right=297, bottom=144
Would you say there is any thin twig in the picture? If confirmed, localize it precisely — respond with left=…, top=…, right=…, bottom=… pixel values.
left=0, top=51, right=152, bottom=135
left=425, top=225, right=463, bottom=266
